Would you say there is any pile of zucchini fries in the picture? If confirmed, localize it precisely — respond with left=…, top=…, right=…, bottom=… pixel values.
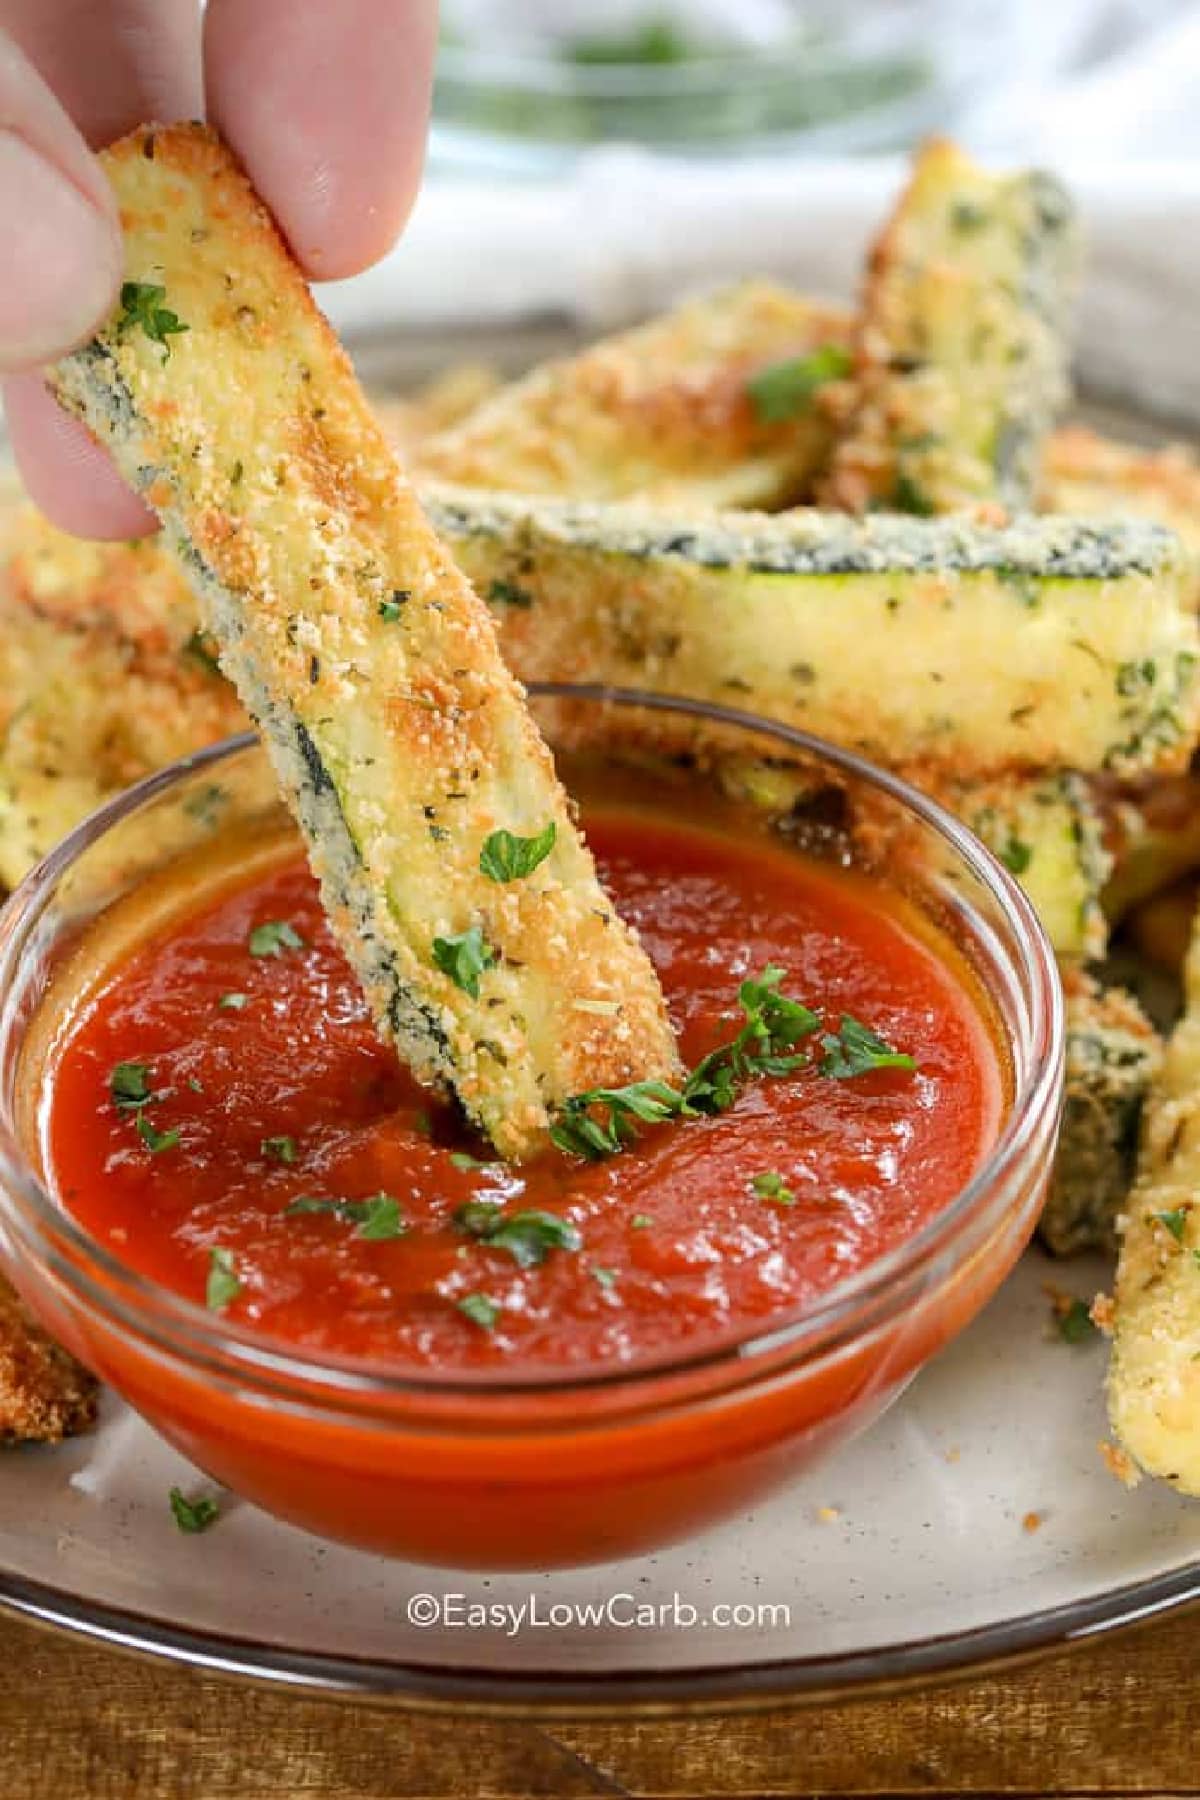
left=2, top=134, right=1198, bottom=1487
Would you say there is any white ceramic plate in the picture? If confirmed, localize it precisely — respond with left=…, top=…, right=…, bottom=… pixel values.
left=2, top=1247, right=1197, bottom=1710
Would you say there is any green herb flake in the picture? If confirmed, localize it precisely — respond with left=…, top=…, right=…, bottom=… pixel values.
left=479, top=822, right=557, bottom=883
left=486, top=578, right=534, bottom=609
left=205, top=1247, right=241, bottom=1312
left=136, top=1113, right=181, bottom=1154
left=820, top=1016, right=916, bottom=1081
left=183, top=629, right=221, bottom=676
left=631, top=1213, right=654, bottom=1230
left=432, top=925, right=497, bottom=999
left=454, top=1202, right=581, bottom=1269
left=449, top=1150, right=492, bottom=1172
left=219, top=992, right=249, bottom=1012
left=1153, top=1207, right=1189, bottom=1244
left=998, top=836, right=1033, bottom=877
left=248, top=919, right=305, bottom=959
left=590, top=1264, right=618, bottom=1290
left=751, top=1171, right=795, bottom=1205
left=261, top=1135, right=298, bottom=1165
left=169, top=1487, right=220, bottom=1534
left=745, top=343, right=854, bottom=424
left=355, top=1194, right=407, bottom=1241
left=1057, top=1297, right=1097, bottom=1344
left=110, top=1061, right=153, bottom=1111
left=378, top=591, right=409, bottom=622
left=118, top=281, right=189, bottom=360
left=892, top=471, right=935, bottom=516
left=457, top=1292, right=500, bottom=1331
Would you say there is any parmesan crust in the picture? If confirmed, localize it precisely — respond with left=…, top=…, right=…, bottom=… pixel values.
left=0, top=1275, right=97, bottom=1444
left=48, top=123, right=679, bottom=1160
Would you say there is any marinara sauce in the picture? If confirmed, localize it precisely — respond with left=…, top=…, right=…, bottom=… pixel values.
left=44, top=806, right=1005, bottom=1376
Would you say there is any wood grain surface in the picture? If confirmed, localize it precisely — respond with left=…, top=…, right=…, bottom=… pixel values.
left=1, top=1606, right=1198, bottom=1798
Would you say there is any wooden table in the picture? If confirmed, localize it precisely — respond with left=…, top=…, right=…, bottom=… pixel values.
left=2, top=1606, right=1196, bottom=1797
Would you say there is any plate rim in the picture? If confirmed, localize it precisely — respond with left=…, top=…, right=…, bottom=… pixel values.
left=1, top=1552, right=1197, bottom=1715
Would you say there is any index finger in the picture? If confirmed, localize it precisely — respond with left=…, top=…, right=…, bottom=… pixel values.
left=204, top=0, right=438, bottom=281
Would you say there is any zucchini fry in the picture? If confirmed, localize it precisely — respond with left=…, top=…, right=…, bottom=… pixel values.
left=49, top=123, right=679, bottom=1160
left=429, top=487, right=1200, bottom=780
left=1108, top=908, right=1200, bottom=1492
left=1040, top=973, right=1162, bottom=1256
left=1043, top=427, right=1200, bottom=578
left=820, top=139, right=1078, bottom=518
left=419, top=283, right=853, bottom=509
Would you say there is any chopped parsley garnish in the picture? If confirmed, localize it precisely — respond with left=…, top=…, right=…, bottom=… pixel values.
left=219, top=992, right=248, bottom=1011
left=248, top=919, right=304, bottom=959
left=453, top=1202, right=582, bottom=1269
left=117, top=280, right=189, bottom=360
left=820, top=1016, right=916, bottom=1080
left=111, top=1061, right=154, bottom=1111
left=458, top=1292, right=500, bottom=1330
left=751, top=1171, right=795, bottom=1205
left=746, top=344, right=853, bottom=423
left=479, top=822, right=557, bottom=883
left=1153, top=1207, right=1189, bottom=1244
left=486, top=578, right=533, bottom=609
left=449, top=1150, right=493, bottom=1172
left=552, top=967, right=913, bottom=1160
left=1116, top=658, right=1157, bottom=698
left=205, top=1247, right=241, bottom=1312
left=893, top=470, right=935, bottom=516
left=136, top=1114, right=181, bottom=1154
left=431, top=925, right=497, bottom=998
left=168, top=1487, right=220, bottom=1534
left=631, top=1213, right=654, bottom=1230
left=183, top=629, right=221, bottom=676
left=284, top=1193, right=406, bottom=1238
left=591, top=1264, right=618, bottom=1290
left=998, top=836, right=1033, bottom=876
left=261, top=1135, right=297, bottom=1165
left=378, top=591, right=409, bottom=622
left=1057, top=1297, right=1097, bottom=1344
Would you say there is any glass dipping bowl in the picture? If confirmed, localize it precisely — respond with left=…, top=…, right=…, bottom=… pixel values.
left=0, top=689, right=1062, bottom=1570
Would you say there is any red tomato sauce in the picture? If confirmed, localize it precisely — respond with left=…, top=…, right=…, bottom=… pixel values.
left=44, top=809, right=1005, bottom=1374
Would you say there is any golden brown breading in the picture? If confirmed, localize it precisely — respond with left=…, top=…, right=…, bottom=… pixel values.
left=48, top=122, right=679, bottom=1160
left=418, top=283, right=853, bottom=508
left=0, top=1274, right=97, bottom=1444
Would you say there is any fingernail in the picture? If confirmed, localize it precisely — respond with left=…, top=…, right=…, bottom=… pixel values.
left=0, top=131, right=120, bottom=369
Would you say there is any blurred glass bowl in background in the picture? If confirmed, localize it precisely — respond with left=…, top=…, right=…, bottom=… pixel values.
left=431, top=0, right=1013, bottom=173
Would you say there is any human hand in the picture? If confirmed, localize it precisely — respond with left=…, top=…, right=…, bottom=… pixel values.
left=0, top=0, right=437, bottom=537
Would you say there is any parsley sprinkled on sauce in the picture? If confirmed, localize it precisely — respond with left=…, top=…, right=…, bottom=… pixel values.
left=206, top=1247, right=241, bottom=1312
left=820, top=1016, right=916, bottom=1080
left=432, top=925, right=497, bottom=998
left=1057, top=1297, right=1097, bottom=1344
left=550, top=1079, right=684, bottom=1159
left=631, top=1213, right=654, bottom=1230
left=751, top=1171, right=795, bottom=1205
left=261, top=1135, right=297, bottom=1165
left=746, top=344, right=853, bottom=423
left=479, top=822, right=557, bottom=883
left=454, top=1202, right=581, bottom=1269
left=284, top=1194, right=406, bottom=1239
left=117, top=281, right=189, bottom=359
left=458, top=1292, right=500, bottom=1331
left=169, top=1487, right=220, bottom=1533
left=219, top=992, right=249, bottom=1011
left=248, top=919, right=304, bottom=958
left=111, top=1061, right=154, bottom=1111
left=590, top=1264, right=618, bottom=1290
left=136, top=1114, right=181, bottom=1154
left=450, top=1150, right=493, bottom=1172
left=1153, top=1207, right=1189, bottom=1244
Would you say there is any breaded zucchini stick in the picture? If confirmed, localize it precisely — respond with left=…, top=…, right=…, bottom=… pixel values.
left=1039, top=973, right=1162, bottom=1256
left=0, top=1275, right=97, bottom=1443
left=49, top=123, right=679, bottom=1160
left=419, top=283, right=853, bottom=509
left=1108, top=909, right=1200, bottom=1492
left=429, top=487, right=1200, bottom=780
left=1043, top=426, right=1200, bottom=590
left=820, top=139, right=1078, bottom=518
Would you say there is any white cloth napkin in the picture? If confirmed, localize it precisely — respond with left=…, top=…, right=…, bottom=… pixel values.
left=321, top=151, right=1200, bottom=426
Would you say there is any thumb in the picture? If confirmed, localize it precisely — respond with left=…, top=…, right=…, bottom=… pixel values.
left=0, top=31, right=122, bottom=371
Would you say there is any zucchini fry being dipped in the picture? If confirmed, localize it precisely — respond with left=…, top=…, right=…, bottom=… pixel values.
left=49, top=123, right=679, bottom=1161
